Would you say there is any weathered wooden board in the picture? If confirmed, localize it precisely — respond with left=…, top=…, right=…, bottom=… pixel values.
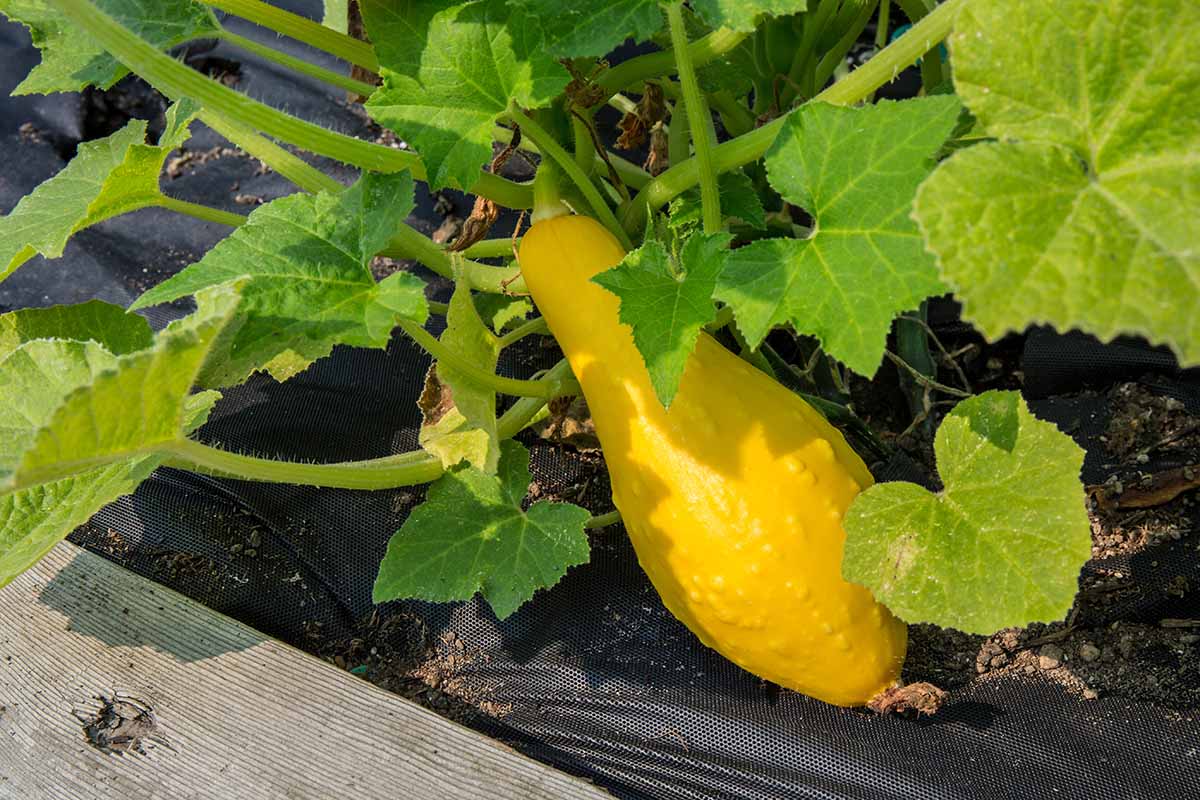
left=0, top=542, right=609, bottom=799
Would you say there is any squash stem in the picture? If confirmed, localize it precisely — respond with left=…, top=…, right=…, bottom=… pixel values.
left=666, top=2, right=721, bottom=235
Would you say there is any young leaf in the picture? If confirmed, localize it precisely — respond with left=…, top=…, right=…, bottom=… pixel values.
left=0, top=299, right=152, bottom=358
left=1, top=0, right=219, bottom=94
left=374, top=440, right=591, bottom=619
left=669, top=171, right=766, bottom=231
left=914, top=0, right=1200, bottom=365
left=0, top=100, right=198, bottom=283
left=843, top=391, right=1090, bottom=635
left=594, top=232, right=729, bottom=407
left=358, top=0, right=456, bottom=79
left=4, top=287, right=237, bottom=491
left=132, top=171, right=428, bottom=387
left=0, top=287, right=238, bottom=588
left=365, top=0, right=568, bottom=191
left=690, top=0, right=806, bottom=33
left=419, top=278, right=502, bottom=472
left=509, top=0, right=663, bottom=58
left=473, top=294, right=531, bottom=334
left=715, top=97, right=960, bottom=375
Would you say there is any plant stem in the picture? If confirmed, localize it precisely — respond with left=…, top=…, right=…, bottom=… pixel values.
left=813, top=0, right=879, bottom=92
left=585, top=509, right=622, bottom=528
left=156, top=194, right=248, bottom=227
left=201, top=0, right=379, bottom=71
left=509, top=107, right=632, bottom=249
left=597, top=27, right=748, bottom=97
left=867, top=0, right=891, bottom=104
left=163, top=360, right=576, bottom=489
left=397, top=318, right=578, bottom=399
left=571, top=110, right=597, bottom=176
left=461, top=237, right=518, bottom=259
left=622, top=0, right=967, bottom=230
left=380, top=225, right=523, bottom=294
left=167, top=438, right=442, bottom=489
left=495, top=123, right=649, bottom=191
left=217, top=29, right=377, bottom=97
left=895, top=0, right=946, bottom=90
left=198, top=109, right=347, bottom=194
left=666, top=2, right=720, bottom=235
left=896, top=302, right=937, bottom=433
left=496, top=359, right=575, bottom=438
left=48, top=0, right=532, bottom=208
left=498, top=317, right=549, bottom=348
left=667, top=97, right=690, bottom=170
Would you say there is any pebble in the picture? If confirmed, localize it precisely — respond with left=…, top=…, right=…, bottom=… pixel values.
left=248, top=530, right=262, bottom=549
left=1082, top=688, right=1099, bottom=701
left=1118, top=634, right=1136, bottom=659
left=1078, top=643, right=1102, bottom=662
left=1038, top=644, right=1064, bottom=670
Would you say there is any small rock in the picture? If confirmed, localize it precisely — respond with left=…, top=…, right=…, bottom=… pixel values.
left=1078, top=643, right=1102, bottom=662
left=1038, top=644, right=1064, bottom=670
left=1082, top=688, right=1099, bottom=701
left=1118, top=634, right=1136, bottom=659
left=248, top=530, right=262, bottom=549
left=1023, top=665, right=1037, bottom=675
left=1180, top=634, right=1200, bottom=645
left=244, top=548, right=257, bottom=558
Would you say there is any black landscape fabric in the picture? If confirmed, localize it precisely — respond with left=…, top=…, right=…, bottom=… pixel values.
left=2, top=6, right=1198, bottom=799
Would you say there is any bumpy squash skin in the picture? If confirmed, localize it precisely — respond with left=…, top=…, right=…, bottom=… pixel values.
left=519, top=215, right=907, bottom=706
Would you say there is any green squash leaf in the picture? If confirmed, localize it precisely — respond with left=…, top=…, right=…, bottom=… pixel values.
left=715, top=97, right=960, bottom=375
left=914, top=0, right=1200, bottom=364
left=843, top=391, right=1091, bottom=635
left=1, top=0, right=219, bottom=94
left=509, top=0, right=663, bottom=58
left=0, top=99, right=199, bottom=283
left=366, top=0, right=568, bottom=191
left=690, top=0, right=806, bottom=32
left=0, top=299, right=152, bottom=359
left=669, top=171, right=766, bottom=231
left=419, top=277, right=502, bottom=472
left=374, top=440, right=591, bottom=618
left=0, top=285, right=239, bottom=589
left=131, top=171, right=428, bottom=387
left=473, top=293, right=532, bottom=334
left=594, top=232, right=729, bottom=408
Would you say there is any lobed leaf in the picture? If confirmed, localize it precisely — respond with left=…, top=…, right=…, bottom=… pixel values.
left=0, top=285, right=240, bottom=588
left=843, top=391, right=1091, bottom=634
left=132, top=171, right=428, bottom=386
left=374, top=440, right=591, bottom=618
left=419, top=277, right=502, bottom=472
left=594, top=232, right=730, bottom=407
left=366, top=0, right=568, bottom=191
left=509, top=0, right=663, bottom=58
left=690, top=0, right=806, bottom=33
left=1, top=0, right=218, bottom=94
left=716, top=97, right=961, bottom=375
left=914, top=0, right=1200, bottom=364
left=0, top=99, right=199, bottom=283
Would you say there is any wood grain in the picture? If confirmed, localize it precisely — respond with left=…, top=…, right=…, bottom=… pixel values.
left=0, top=542, right=609, bottom=799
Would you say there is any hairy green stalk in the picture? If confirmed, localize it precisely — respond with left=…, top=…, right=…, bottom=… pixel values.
left=217, top=29, right=377, bottom=97
left=397, top=319, right=579, bottom=399
left=155, top=195, right=248, bottom=227
left=597, top=27, right=749, bottom=97
left=622, top=0, right=967, bottom=230
left=666, top=2, right=720, bottom=234
left=201, top=0, right=379, bottom=71
left=509, top=107, right=633, bottom=249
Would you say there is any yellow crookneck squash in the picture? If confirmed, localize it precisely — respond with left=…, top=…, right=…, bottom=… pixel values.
left=518, top=212, right=906, bottom=707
